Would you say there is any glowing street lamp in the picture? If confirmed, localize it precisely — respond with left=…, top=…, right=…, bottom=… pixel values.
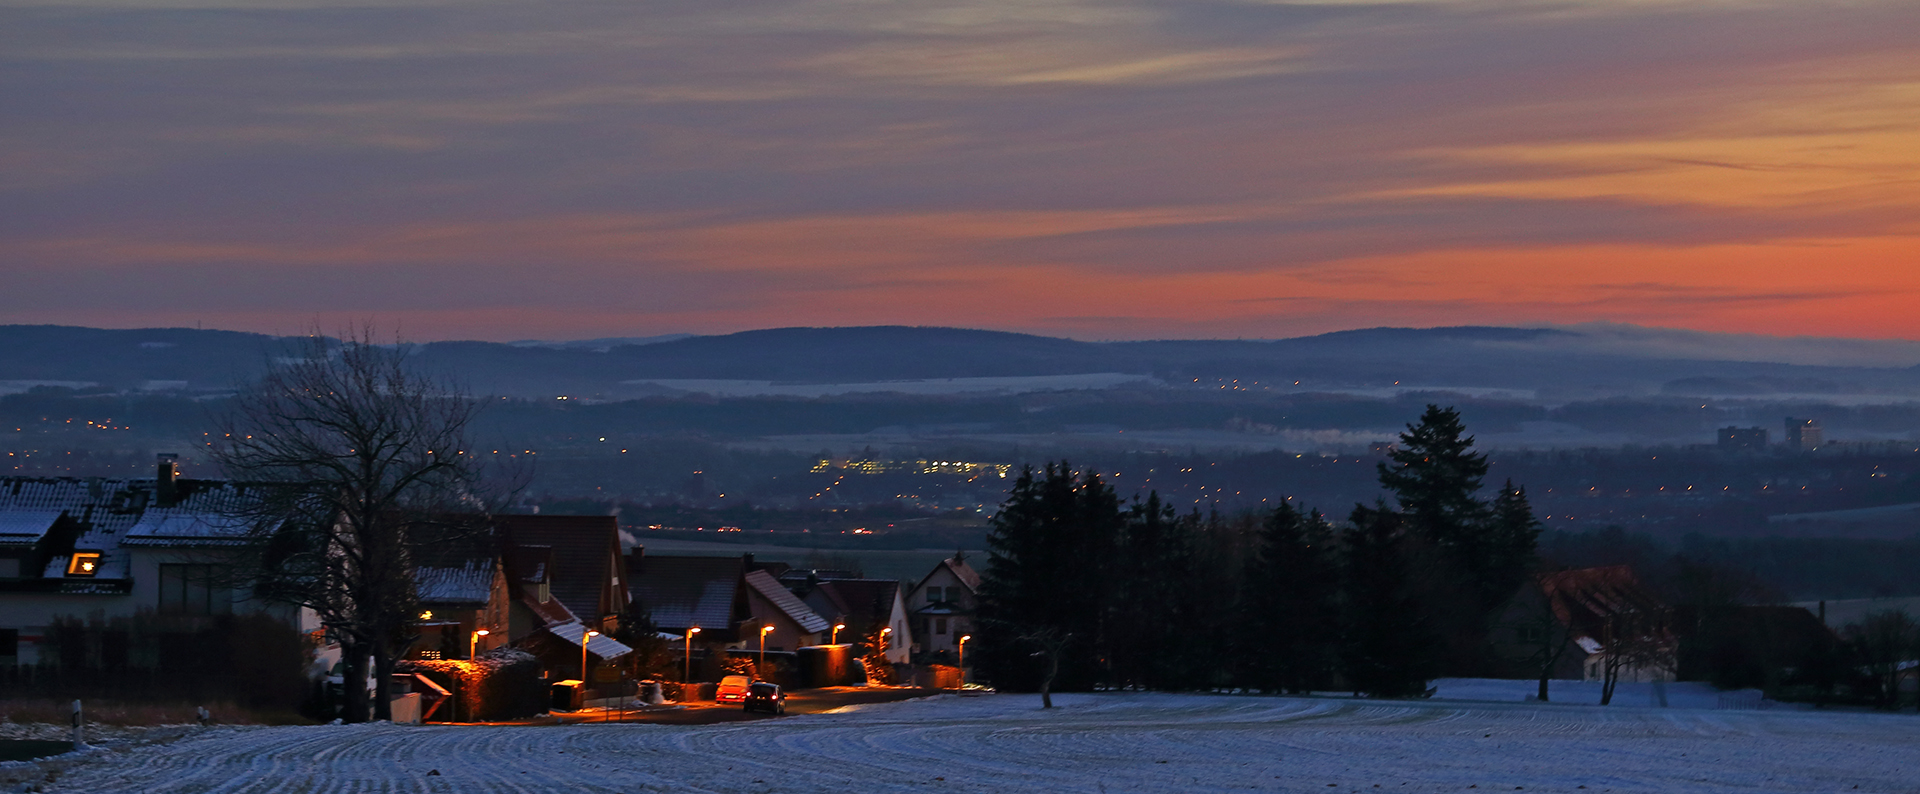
left=958, top=634, right=971, bottom=671
left=760, top=625, right=775, bottom=673
left=832, top=623, right=846, bottom=644
left=582, top=628, right=600, bottom=700
left=880, top=626, right=892, bottom=656
left=684, top=627, right=701, bottom=684
left=470, top=628, right=489, bottom=660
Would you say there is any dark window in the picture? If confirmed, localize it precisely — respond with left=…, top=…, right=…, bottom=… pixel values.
left=158, top=564, right=231, bottom=615
left=0, top=629, right=17, bottom=659
left=935, top=618, right=948, bottom=636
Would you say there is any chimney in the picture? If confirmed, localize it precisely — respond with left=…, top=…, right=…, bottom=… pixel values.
left=156, top=453, right=179, bottom=504
left=1818, top=600, right=1827, bottom=625
left=742, top=552, right=755, bottom=569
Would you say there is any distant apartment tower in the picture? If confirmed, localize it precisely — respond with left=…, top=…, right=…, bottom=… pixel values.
left=1784, top=417, right=1823, bottom=451
left=1718, top=426, right=1768, bottom=451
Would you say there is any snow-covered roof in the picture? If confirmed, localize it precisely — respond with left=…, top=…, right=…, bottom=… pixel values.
left=745, top=569, right=832, bottom=634
left=0, top=509, right=62, bottom=546
left=418, top=560, right=494, bottom=606
left=0, top=476, right=279, bottom=587
left=545, top=620, right=633, bottom=660
left=628, top=555, right=745, bottom=632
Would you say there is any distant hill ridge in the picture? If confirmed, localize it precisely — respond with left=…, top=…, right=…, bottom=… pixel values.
left=2, top=323, right=1916, bottom=400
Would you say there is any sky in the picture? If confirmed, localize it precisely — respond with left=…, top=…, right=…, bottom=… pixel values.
left=4, top=0, right=1919, bottom=342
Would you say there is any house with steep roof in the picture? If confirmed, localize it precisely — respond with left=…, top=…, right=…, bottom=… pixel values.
left=907, top=554, right=980, bottom=661
left=743, top=569, right=830, bottom=652
left=497, top=518, right=633, bottom=681
left=626, top=551, right=751, bottom=641
left=1495, top=565, right=1675, bottom=683
left=498, top=515, right=629, bottom=632
left=0, top=458, right=307, bottom=666
left=798, top=576, right=911, bottom=665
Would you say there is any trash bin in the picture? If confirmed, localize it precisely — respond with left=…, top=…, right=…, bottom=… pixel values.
left=551, top=680, right=584, bottom=711
left=639, top=680, right=664, bottom=706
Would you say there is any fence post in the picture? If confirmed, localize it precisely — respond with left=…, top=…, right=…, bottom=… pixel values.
left=71, top=699, right=86, bottom=749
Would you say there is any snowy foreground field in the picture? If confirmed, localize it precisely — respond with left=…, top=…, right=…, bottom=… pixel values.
left=49, top=681, right=1920, bottom=793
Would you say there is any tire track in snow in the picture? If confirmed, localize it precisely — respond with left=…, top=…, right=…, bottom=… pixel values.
left=46, top=693, right=1920, bottom=794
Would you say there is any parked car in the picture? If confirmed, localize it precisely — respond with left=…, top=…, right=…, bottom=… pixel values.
left=744, top=681, right=786, bottom=715
left=716, top=675, right=752, bottom=704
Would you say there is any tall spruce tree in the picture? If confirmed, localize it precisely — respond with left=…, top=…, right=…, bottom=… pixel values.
left=1378, top=404, right=1491, bottom=551
left=1339, top=502, right=1441, bottom=697
left=1110, top=494, right=1212, bottom=690
left=1376, top=405, right=1541, bottom=674
left=1484, top=480, right=1544, bottom=608
left=976, top=462, right=1123, bottom=693
left=1237, top=502, right=1339, bottom=693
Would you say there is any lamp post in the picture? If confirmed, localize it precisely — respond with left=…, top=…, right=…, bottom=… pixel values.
left=759, top=625, right=775, bottom=676
left=832, top=623, right=846, bottom=645
left=582, top=628, right=599, bottom=705
left=880, top=626, right=892, bottom=656
left=470, top=628, right=489, bottom=660
left=684, top=627, right=701, bottom=685
left=958, top=634, right=970, bottom=671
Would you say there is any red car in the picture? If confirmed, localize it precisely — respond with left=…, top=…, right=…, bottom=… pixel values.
left=715, top=675, right=751, bottom=704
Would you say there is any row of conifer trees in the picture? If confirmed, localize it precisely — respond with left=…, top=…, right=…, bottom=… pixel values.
left=974, top=405, right=1542, bottom=699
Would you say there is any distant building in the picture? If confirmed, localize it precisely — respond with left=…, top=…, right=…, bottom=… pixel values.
left=1784, top=418, right=1823, bottom=451
left=1718, top=426, right=1768, bottom=451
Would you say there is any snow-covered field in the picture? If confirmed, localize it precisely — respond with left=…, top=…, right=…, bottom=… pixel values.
left=47, top=683, right=1920, bottom=793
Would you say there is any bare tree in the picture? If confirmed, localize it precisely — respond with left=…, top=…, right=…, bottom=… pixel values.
left=1843, top=610, right=1919, bottom=710
left=1498, top=580, right=1576, bottom=702
left=1018, top=627, right=1075, bottom=709
left=1597, top=610, right=1673, bottom=706
left=212, top=328, right=503, bottom=723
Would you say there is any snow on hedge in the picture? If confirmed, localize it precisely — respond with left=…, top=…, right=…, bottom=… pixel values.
left=48, top=684, right=1920, bottom=793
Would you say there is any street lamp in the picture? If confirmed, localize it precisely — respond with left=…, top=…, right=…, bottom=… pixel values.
left=759, top=625, right=775, bottom=675
left=832, top=623, right=846, bottom=644
left=684, top=627, right=701, bottom=685
left=470, top=628, right=489, bottom=660
left=880, top=626, right=892, bottom=656
left=958, top=634, right=970, bottom=670
left=582, top=628, right=600, bottom=703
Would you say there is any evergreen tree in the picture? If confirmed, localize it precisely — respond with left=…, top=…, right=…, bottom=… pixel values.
left=1237, top=502, right=1339, bottom=693
left=1110, top=494, right=1208, bottom=690
left=1377, top=406, right=1541, bottom=673
left=976, top=462, right=1123, bottom=693
left=1484, top=480, right=1544, bottom=608
left=1339, top=502, right=1440, bottom=698
left=1378, top=404, right=1491, bottom=551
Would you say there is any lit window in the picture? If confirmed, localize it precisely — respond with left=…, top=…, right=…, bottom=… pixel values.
left=67, top=552, right=102, bottom=577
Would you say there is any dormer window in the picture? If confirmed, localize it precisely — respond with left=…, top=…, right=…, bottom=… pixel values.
left=68, top=552, right=102, bottom=577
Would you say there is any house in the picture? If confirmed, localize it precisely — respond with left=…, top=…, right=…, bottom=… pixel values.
left=783, top=574, right=912, bottom=665
left=0, top=459, right=308, bottom=667
left=498, top=515, right=629, bottom=633
left=408, top=536, right=508, bottom=661
left=1672, top=604, right=1839, bottom=687
left=627, top=551, right=756, bottom=679
left=497, top=517, right=633, bottom=681
left=1495, top=566, right=1676, bottom=684
left=906, top=554, right=980, bottom=661
left=742, top=569, right=830, bottom=653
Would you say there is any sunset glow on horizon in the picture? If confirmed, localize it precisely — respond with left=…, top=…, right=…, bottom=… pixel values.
left=5, top=0, right=1919, bottom=342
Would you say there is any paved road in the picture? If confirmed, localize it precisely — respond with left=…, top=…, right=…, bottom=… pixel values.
left=554, top=686, right=944, bottom=725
